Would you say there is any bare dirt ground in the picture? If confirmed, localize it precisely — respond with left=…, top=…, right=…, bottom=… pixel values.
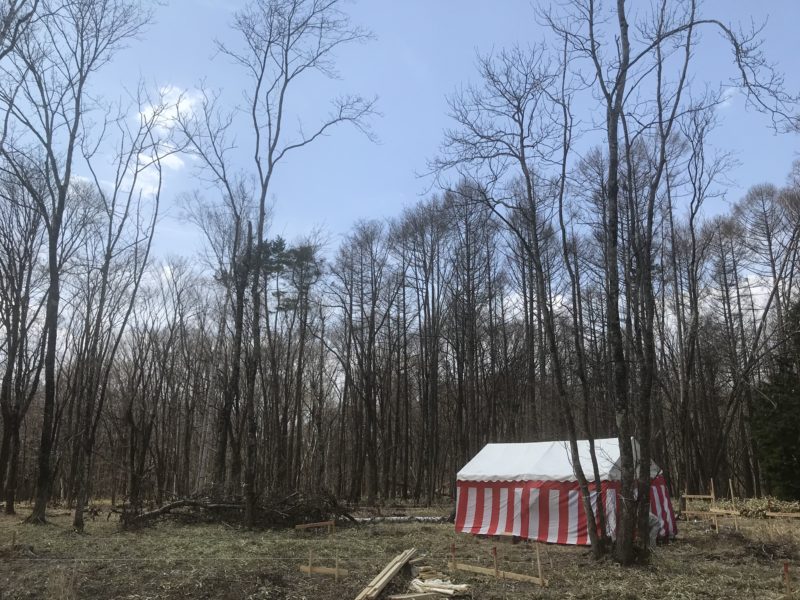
left=0, top=504, right=797, bottom=599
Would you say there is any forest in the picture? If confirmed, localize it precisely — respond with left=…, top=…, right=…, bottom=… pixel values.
left=1, top=0, right=799, bottom=581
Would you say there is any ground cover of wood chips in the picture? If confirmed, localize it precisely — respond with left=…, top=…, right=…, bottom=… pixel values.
left=0, top=505, right=798, bottom=599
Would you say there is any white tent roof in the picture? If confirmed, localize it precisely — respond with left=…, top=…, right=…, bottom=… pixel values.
left=456, top=438, right=660, bottom=482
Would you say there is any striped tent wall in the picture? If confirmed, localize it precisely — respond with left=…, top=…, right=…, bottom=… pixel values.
left=455, top=475, right=676, bottom=545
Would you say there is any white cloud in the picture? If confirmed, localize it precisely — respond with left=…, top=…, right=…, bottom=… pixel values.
left=718, top=87, right=738, bottom=110
left=139, top=84, right=203, bottom=138
left=129, top=84, right=203, bottom=197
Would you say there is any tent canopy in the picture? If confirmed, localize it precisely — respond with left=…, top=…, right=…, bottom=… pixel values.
left=456, top=437, right=660, bottom=482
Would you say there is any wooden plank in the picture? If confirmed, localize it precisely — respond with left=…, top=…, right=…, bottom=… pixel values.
left=680, top=510, right=718, bottom=518
left=368, top=551, right=412, bottom=594
left=355, top=548, right=418, bottom=600
left=766, top=512, right=800, bottom=519
left=295, top=520, right=335, bottom=530
left=682, top=494, right=713, bottom=500
left=299, top=565, right=350, bottom=577
left=386, top=594, right=442, bottom=600
left=709, top=508, right=740, bottom=515
left=448, top=561, right=547, bottom=587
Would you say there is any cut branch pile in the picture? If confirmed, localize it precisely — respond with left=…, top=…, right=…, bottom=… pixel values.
left=121, top=491, right=354, bottom=529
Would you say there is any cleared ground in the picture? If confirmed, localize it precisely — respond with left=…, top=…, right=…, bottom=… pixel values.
left=0, top=505, right=797, bottom=599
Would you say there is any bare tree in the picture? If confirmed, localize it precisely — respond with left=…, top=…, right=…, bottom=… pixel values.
left=69, top=90, right=178, bottom=532
left=432, top=44, right=608, bottom=554
left=0, top=0, right=151, bottom=523
left=0, top=172, right=46, bottom=514
left=0, top=0, right=38, bottom=63
left=542, top=0, right=798, bottom=562
left=178, top=0, right=374, bottom=524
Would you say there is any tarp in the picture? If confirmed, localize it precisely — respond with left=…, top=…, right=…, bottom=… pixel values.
left=455, top=438, right=677, bottom=545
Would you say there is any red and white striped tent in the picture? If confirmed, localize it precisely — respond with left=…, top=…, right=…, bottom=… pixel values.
left=455, top=438, right=677, bottom=545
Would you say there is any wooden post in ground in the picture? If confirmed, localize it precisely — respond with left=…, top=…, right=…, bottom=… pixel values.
left=492, top=546, right=498, bottom=578
left=710, top=479, right=716, bottom=508
left=784, top=562, right=792, bottom=594
left=450, top=543, right=455, bottom=573
left=308, top=549, right=312, bottom=577
left=535, top=543, right=543, bottom=584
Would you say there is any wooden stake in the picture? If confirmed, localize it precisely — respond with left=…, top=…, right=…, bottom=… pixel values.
left=544, top=541, right=553, bottom=569
left=535, top=542, right=543, bottom=584
left=335, top=557, right=340, bottom=582
left=492, top=546, right=498, bottom=578
left=308, top=549, right=312, bottom=577
left=784, top=562, right=792, bottom=594
left=450, top=543, right=455, bottom=573
left=710, top=479, right=716, bottom=507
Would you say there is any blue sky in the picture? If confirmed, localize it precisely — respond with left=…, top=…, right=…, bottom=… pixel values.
left=98, top=0, right=800, bottom=257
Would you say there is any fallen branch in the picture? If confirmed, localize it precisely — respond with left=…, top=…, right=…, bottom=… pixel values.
left=354, top=516, right=449, bottom=525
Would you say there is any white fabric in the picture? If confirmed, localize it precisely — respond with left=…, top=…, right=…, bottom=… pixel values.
left=456, top=438, right=659, bottom=482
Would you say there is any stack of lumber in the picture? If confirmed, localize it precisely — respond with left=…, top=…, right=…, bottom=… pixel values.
left=408, top=578, right=470, bottom=597
left=387, top=564, right=470, bottom=598
left=355, top=548, right=418, bottom=600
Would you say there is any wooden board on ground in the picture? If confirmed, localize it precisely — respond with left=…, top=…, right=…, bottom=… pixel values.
left=386, top=594, right=443, bottom=600
left=709, top=508, right=739, bottom=515
left=766, top=512, right=800, bottom=519
left=299, top=565, right=349, bottom=577
left=682, top=494, right=714, bottom=500
left=448, top=561, right=547, bottom=587
left=355, top=548, right=418, bottom=600
left=295, top=520, right=335, bottom=531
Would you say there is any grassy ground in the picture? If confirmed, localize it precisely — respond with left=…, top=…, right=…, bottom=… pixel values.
left=0, top=505, right=798, bottom=599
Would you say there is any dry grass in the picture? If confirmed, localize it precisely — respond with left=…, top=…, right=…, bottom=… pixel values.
left=0, top=504, right=798, bottom=599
